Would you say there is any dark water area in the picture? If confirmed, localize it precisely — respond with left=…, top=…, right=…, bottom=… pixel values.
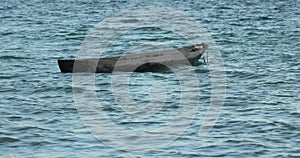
left=0, top=0, right=299, bottom=157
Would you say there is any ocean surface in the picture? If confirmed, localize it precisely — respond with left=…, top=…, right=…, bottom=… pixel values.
left=1, top=0, right=299, bottom=157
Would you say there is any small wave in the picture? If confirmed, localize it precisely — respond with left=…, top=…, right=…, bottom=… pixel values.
left=30, top=140, right=54, bottom=146
left=0, top=136, right=20, bottom=143
left=0, top=55, right=30, bottom=60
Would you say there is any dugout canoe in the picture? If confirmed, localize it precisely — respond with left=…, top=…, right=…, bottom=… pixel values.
left=58, top=43, right=208, bottom=73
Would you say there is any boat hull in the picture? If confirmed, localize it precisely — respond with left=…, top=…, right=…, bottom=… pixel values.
left=58, top=43, right=208, bottom=73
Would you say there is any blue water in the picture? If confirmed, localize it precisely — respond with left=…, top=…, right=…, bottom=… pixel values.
left=1, top=0, right=299, bottom=157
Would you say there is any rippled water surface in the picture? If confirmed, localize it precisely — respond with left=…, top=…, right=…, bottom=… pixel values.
left=1, top=0, right=299, bottom=157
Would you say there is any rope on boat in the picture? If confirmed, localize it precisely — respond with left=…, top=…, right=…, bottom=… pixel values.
left=206, top=49, right=209, bottom=65
left=203, top=49, right=209, bottom=65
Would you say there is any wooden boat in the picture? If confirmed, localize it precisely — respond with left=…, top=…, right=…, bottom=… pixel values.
left=58, top=43, right=208, bottom=73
